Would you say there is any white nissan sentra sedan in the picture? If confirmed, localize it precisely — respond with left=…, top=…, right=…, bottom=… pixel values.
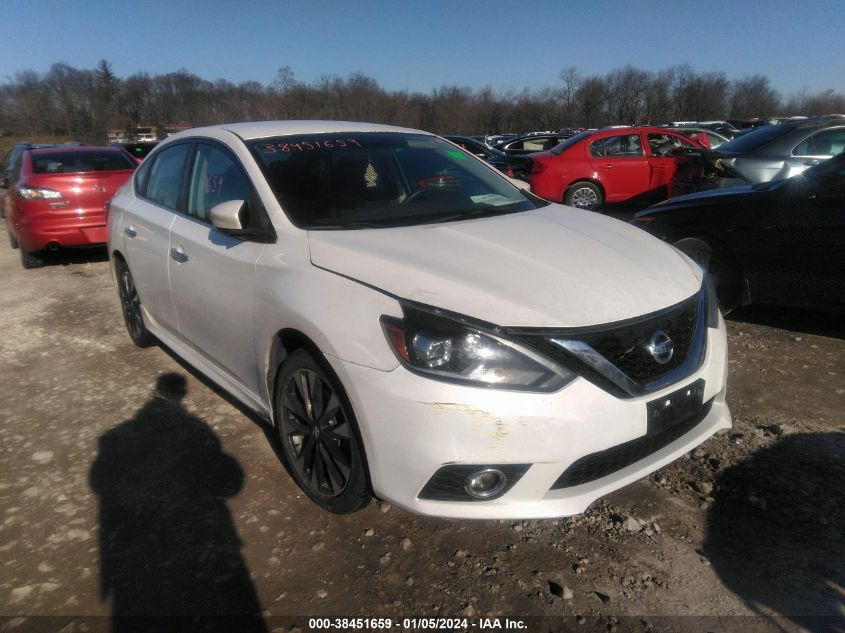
left=106, top=121, right=731, bottom=519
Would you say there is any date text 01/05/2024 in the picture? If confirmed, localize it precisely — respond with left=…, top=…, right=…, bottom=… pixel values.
left=308, top=618, right=528, bottom=630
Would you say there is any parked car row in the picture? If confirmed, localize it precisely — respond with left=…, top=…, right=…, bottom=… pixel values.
left=498, top=116, right=845, bottom=211
left=1, top=119, right=733, bottom=519
left=527, top=126, right=708, bottom=209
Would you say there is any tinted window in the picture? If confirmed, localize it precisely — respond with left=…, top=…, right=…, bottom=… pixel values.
left=133, top=155, right=153, bottom=196
left=187, top=144, right=254, bottom=222
left=718, top=124, right=793, bottom=153
left=144, top=144, right=190, bottom=209
left=591, top=134, right=643, bottom=158
left=118, top=142, right=158, bottom=160
left=551, top=131, right=594, bottom=155
left=448, top=138, right=487, bottom=156
left=250, top=132, right=544, bottom=229
left=792, top=128, right=845, bottom=156
left=31, top=151, right=135, bottom=174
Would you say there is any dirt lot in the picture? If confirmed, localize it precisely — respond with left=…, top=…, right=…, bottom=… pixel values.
left=0, top=219, right=842, bottom=633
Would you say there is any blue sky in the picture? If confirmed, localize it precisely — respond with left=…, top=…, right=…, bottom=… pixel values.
left=3, top=0, right=843, bottom=97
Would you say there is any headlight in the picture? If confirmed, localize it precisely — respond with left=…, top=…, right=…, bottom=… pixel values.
left=381, top=305, right=573, bottom=392
left=705, top=274, right=720, bottom=328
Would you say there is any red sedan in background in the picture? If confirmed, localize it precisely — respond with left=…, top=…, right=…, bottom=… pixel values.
left=4, top=146, right=136, bottom=268
left=528, top=127, right=705, bottom=210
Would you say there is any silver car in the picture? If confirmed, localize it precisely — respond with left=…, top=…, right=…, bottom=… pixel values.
left=716, top=118, right=845, bottom=183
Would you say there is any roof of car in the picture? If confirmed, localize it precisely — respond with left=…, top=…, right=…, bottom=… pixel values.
left=28, top=145, right=126, bottom=155
left=168, top=120, right=428, bottom=141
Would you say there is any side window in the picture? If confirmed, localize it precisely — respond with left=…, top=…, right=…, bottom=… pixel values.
left=647, top=133, right=689, bottom=156
left=133, top=155, right=153, bottom=196
left=591, top=134, right=643, bottom=158
left=144, top=144, right=190, bottom=209
left=187, top=144, right=255, bottom=223
left=792, top=129, right=845, bottom=157
left=522, top=139, right=550, bottom=151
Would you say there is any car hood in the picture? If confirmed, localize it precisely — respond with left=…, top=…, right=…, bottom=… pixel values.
left=646, top=181, right=781, bottom=214
left=308, top=206, right=702, bottom=328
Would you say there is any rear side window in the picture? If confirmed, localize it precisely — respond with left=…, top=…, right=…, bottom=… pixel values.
left=31, top=151, right=135, bottom=174
left=144, top=144, right=190, bottom=209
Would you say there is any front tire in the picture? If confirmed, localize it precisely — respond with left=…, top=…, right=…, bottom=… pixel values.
left=274, top=349, right=370, bottom=514
left=564, top=181, right=603, bottom=210
left=8, top=230, right=19, bottom=250
left=115, top=258, right=156, bottom=347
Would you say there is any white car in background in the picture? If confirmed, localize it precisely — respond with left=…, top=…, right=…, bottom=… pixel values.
left=107, top=121, right=731, bottom=519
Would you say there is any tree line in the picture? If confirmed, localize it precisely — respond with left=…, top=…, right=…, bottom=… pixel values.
left=1, top=60, right=843, bottom=142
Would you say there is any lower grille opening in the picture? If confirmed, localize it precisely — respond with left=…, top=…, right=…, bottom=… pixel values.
left=550, top=397, right=714, bottom=490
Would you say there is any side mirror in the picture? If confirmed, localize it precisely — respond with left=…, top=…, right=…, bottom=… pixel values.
left=508, top=177, right=531, bottom=191
left=210, top=199, right=246, bottom=232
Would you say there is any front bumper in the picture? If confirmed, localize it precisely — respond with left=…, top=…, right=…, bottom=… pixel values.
left=327, top=315, right=730, bottom=519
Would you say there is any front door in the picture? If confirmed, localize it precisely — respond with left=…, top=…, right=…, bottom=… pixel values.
left=587, top=133, right=650, bottom=202
left=168, top=142, right=266, bottom=395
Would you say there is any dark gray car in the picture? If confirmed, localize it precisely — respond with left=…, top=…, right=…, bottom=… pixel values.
left=716, top=118, right=845, bottom=183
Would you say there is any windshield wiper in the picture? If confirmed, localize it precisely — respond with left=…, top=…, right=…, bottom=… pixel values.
left=420, top=206, right=519, bottom=225
left=307, top=221, right=388, bottom=230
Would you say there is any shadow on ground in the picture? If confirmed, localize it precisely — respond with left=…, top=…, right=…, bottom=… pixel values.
left=727, top=304, right=845, bottom=340
left=89, top=373, right=267, bottom=632
left=704, top=431, right=845, bottom=632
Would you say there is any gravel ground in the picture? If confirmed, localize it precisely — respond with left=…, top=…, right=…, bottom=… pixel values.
left=0, top=221, right=842, bottom=633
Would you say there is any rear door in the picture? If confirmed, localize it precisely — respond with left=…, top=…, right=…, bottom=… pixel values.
left=586, top=133, right=649, bottom=201
left=121, top=142, right=190, bottom=334
left=168, top=141, right=266, bottom=394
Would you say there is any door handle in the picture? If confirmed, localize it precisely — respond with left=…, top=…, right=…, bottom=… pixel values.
left=602, top=164, right=613, bottom=169
left=803, top=160, right=820, bottom=166
left=170, top=247, right=189, bottom=263
left=125, top=226, right=137, bottom=238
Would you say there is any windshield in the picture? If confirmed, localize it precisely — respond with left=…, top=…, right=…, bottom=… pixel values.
left=250, top=132, right=545, bottom=229
left=550, top=131, right=593, bottom=155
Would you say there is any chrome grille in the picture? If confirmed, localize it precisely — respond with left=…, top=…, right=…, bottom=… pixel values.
left=510, top=287, right=706, bottom=398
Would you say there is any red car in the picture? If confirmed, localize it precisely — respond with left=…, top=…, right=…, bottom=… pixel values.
left=5, top=146, right=136, bottom=268
left=528, top=127, right=705, bottom=210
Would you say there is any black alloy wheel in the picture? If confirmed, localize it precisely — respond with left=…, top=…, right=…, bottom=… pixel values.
left=275, top=350, right=370, bottom=514
left=116, top=259, right=156, bottom=347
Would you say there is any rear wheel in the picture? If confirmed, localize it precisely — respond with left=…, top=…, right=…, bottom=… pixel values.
left=20, top=248, right=43, bottom=269
left=115, top=258, right=156, bottom=347
left=274, top=349, right=370, bottom=514
left=674, top=237, right=743, bottom=312
left=564, top=181, right=603, bottom=210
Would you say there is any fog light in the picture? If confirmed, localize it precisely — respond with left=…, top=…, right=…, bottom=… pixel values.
left=464, top=468, right=507, bottom=498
